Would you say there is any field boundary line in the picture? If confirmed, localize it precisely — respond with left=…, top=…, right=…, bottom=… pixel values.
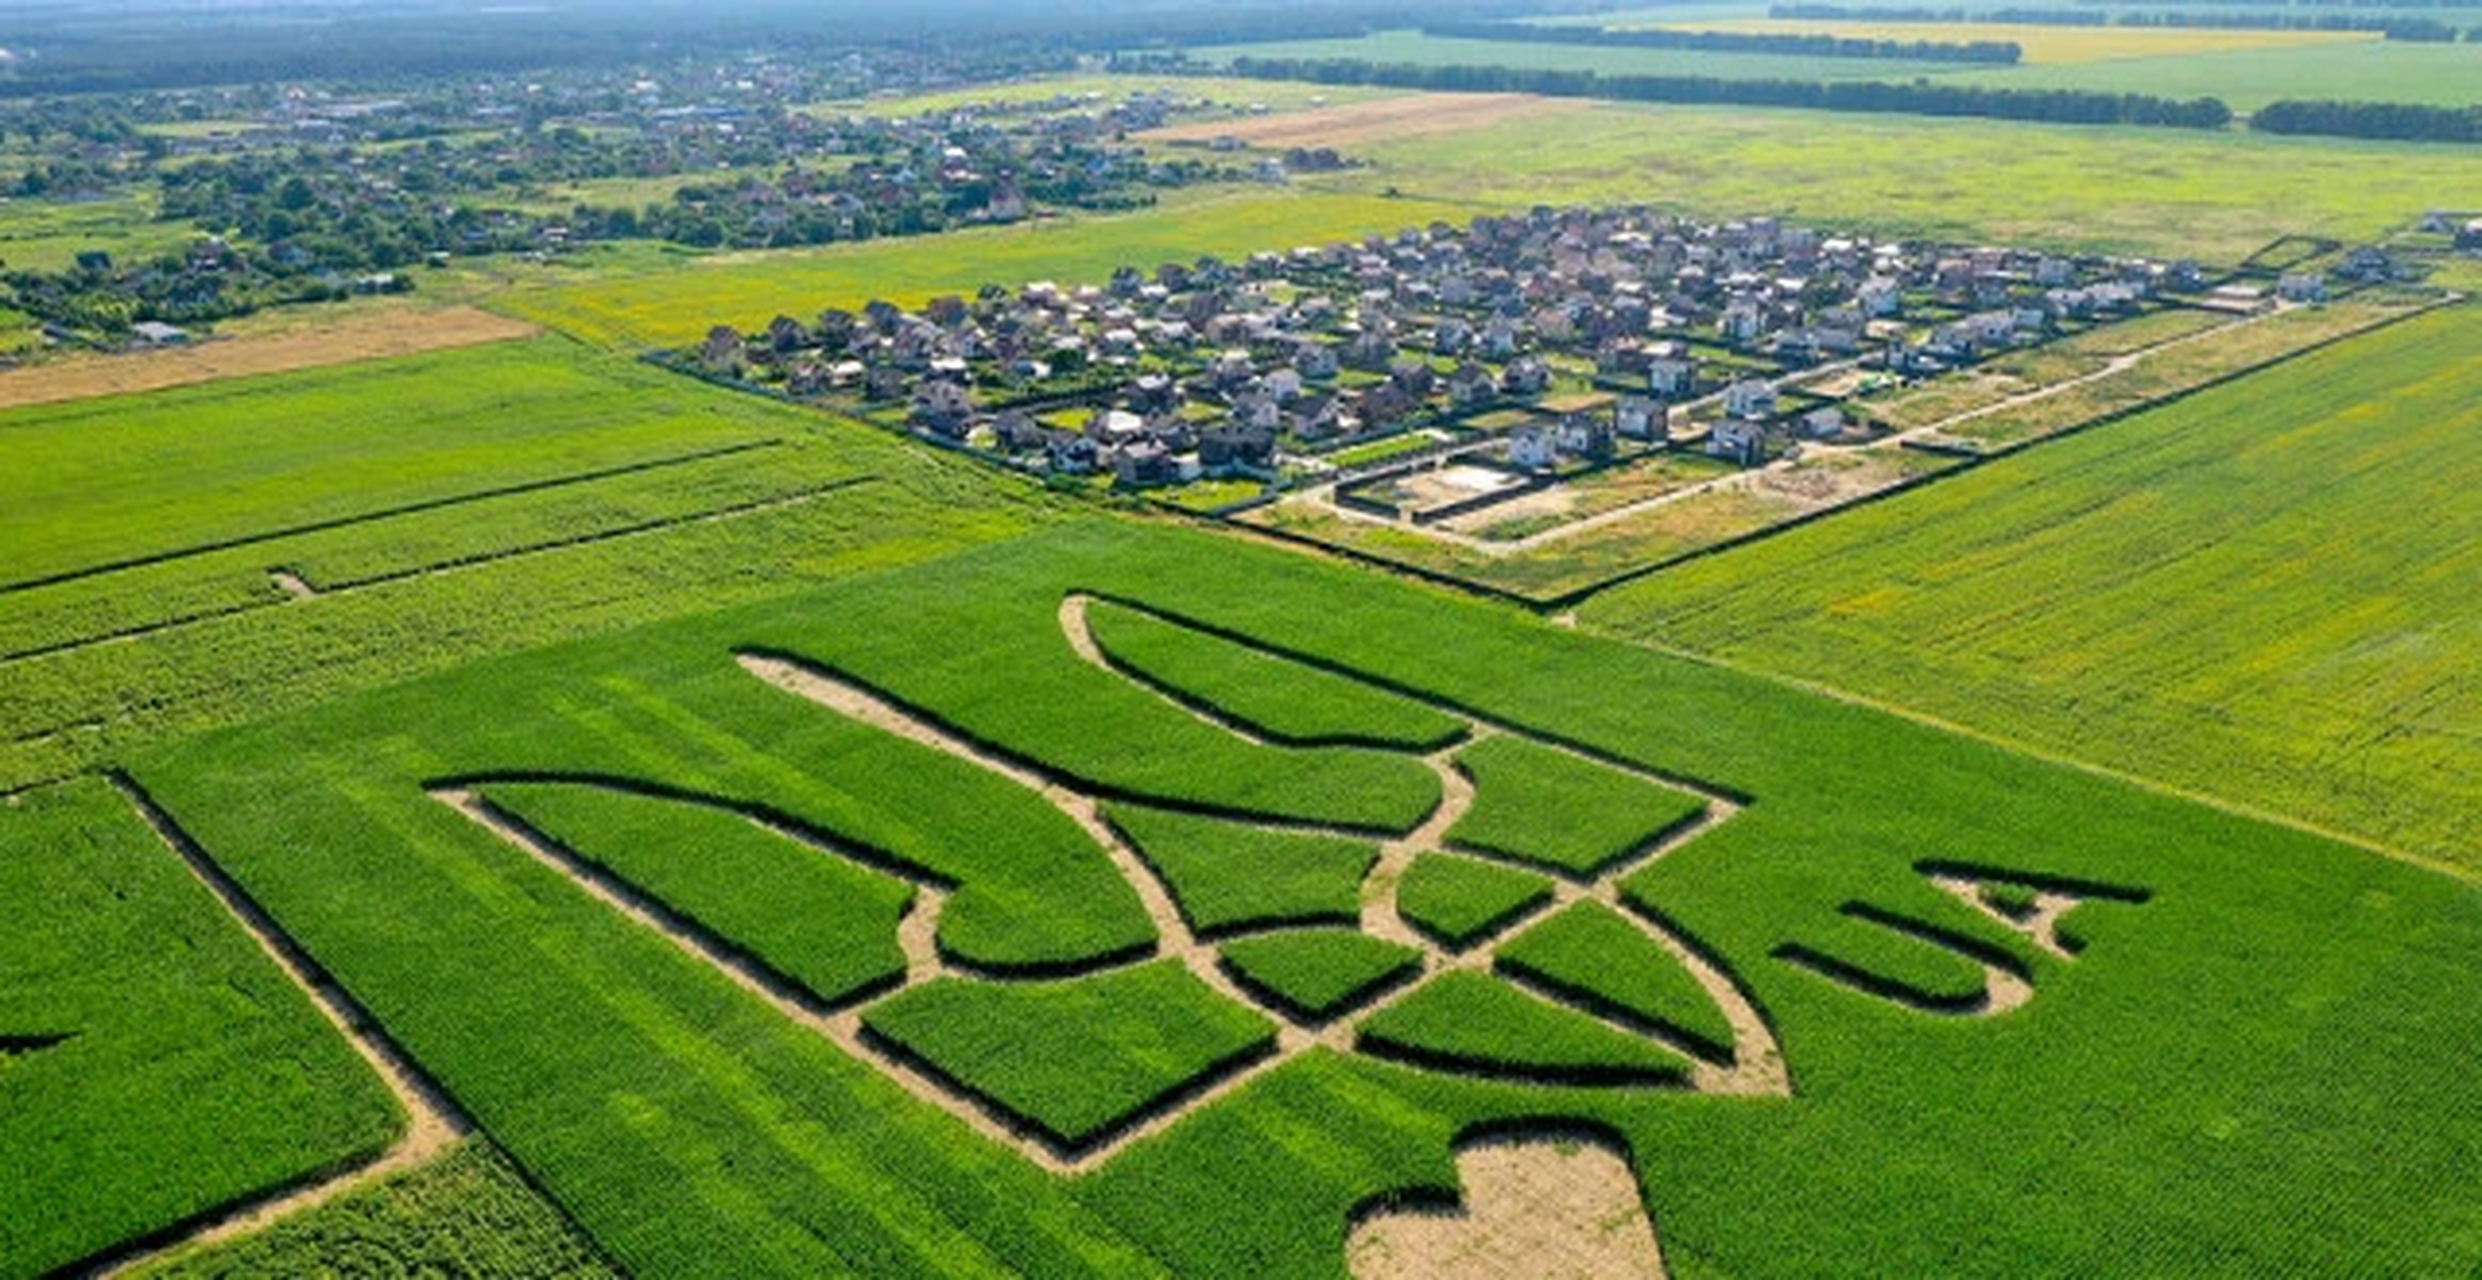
left=0, top=438, right=785, bottom=598
left=80, top=774, right=475, bottom=1278
left=0, top=476, right=878, bottom=670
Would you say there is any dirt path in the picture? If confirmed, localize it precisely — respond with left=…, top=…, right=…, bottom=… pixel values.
left=0, top=307, right=537, bottom=411
left=1052, top=594, right=1785, bottom=1087
left=99, top=776, right=473, bottom=1277
left=1142, top=93, right=1582, bottom=149
left=1930, top=874, right=2084, bottom=961
left=430, top=613, right=1788, bottom=1179
left=1349, top=1132, right=1667, bottom=1280
left=268, top=570, right=317, bottom=601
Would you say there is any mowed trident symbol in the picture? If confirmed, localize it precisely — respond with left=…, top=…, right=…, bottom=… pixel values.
left=437, top=591, right=2136, bottom=1176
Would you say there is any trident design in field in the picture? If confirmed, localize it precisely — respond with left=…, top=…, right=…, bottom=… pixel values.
left=438, top=591, right=2137, bottom=1180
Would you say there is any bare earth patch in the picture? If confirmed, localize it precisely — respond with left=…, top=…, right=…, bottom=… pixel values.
left=1144, top=93, right=1583, bottom=150
left=0, top=306, right=537, bottom=410
left=1350, top=1132, right=1666, bottom=1280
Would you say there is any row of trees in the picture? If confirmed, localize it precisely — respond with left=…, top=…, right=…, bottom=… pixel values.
left=1419, top=19, right=2024, bottom=64
left=1221, top=56, right=2235, bottom=128
left=2254, top=100, right=2482, bottom=142
left=1768, top=3, right=2464, bottom=40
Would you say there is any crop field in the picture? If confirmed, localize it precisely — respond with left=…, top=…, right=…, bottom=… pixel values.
left=498, top=189, right=1490, bottom=350
left=1301, top=98, right=2482, bottom=261
left=0, top=305, right=539, bottom=412
left=1588, top=303, right=2482, bottom=872
left=0, top=335, right=1064, bottom=791
left=0, top=777, right=402, bottom=1276
left=107, top=519, right=2482, bottom=1275
left=140, top=1140, right=614, bottom=1280
left=1664, top=18, right=2376, bottom=63
left=1205, top=31, right=1973, bottom=83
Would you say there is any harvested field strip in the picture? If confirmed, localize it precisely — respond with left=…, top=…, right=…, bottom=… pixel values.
left=0, top=306, right=538, bottom=412
left=81, top=777, right=469, bottom=1278
left=0, top=439, right=780, bottom=598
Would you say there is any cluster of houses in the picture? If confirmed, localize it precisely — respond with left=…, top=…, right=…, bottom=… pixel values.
left=701, top=204, right=2217, bottom=488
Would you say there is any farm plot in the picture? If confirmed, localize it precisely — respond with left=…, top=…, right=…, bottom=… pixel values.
left=138, top=1140, right=614, bottom=1280
left=501, top=189, right=1485, bottom=350
left=1588, top=302, right=2482, bottom=872
left=126, top=520, right=2482, bottom=1277
left=0, top=334, right=1054, bottom=792
left=1316, top=97, right=2482, bottom=261
left=0, top=778, right=402, bottom=1277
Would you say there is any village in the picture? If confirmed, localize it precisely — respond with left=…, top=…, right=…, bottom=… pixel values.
left=693, top=203, right=2313, bottom=530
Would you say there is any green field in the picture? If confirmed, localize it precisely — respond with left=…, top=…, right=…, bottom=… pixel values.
left=1587, top=303, right=2482, bottom=872
left=140, top=1140, right=614, bottom=1280
left=1212, top=25, right=2482, bottom=111
left=0, top=777, right=402, bottom=1276
left=1207, top=30, right=1968, bottom=82
left=498, top=189, right=1486, bottom=349
left=1314, top=99, right=2482, bottom=261
left=0, top=337, right=1062, bottom=792
left=114, top=520, right=2482, bottom=1274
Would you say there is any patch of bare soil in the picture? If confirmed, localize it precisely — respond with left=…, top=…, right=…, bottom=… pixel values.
left=1144, top=93, right=1582, bottom=149
left=1349, top=1133, right=1667, bottom=1280
left=0, top=307, right=536, bottom=411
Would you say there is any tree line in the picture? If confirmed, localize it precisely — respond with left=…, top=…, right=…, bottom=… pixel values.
left=1768, top=4, right=2464, bottom=41
left=1220, top=56, right=2234, bottom=128
left=1417, top=20, right=2025, bottom=64
left=2254, top=100, right=2482, bottom=142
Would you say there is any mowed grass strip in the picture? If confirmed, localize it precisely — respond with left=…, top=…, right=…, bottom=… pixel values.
left=1084, top=598, right=1466, bottom=751
left=1356, top=970, right=1689, bottom=1086
left=0, top=778, right=402, bottom=1277
left=1585, top=304, right=2482, bottom=870
left=1395, top=852, right=1554, bottom=949
left=1107, top=804, right=1379, bottom=937
left=1446, top=735, right=1708, bottom=876
left=479, top=782, right=914, bottom=1007
left=1497, top=901, right=1737, bottom=1061
left=861, top=960, right=1276, bottom=1152
left=1218, top=930, right=1423, bottom=1021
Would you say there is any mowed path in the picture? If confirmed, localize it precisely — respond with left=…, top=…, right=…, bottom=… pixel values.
left=1144, top=93, right=1586, bottom=149
left=0, top=306, right=536, bottom=411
